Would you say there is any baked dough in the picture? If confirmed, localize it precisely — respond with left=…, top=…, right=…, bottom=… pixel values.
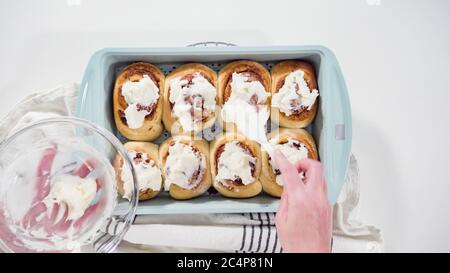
left=218, top=60, right=271, bottom=132
left=271, top=60, right=319, bottom=128
left=162, top=63, right=218, bottom=136
left=113, top=62, right=164, bottom=141
left=113, top=141, right=162, bottom=201
left=159, top=135, right=212, bottom=200
left=210, top=132, right=262, bottom=198
left=260, top=128, right=318, bottom=197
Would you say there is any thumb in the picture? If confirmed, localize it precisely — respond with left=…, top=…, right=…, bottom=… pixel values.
left=273, top=150, right=304, bottom=195
left=295, top=158, right=325, bottom=191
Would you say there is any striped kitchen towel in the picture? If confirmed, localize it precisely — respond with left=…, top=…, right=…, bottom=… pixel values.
left=94, top=212, right=282, bottom=253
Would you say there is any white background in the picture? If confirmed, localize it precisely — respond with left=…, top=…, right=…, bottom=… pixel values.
left=0, top=0, right=449, bottom=252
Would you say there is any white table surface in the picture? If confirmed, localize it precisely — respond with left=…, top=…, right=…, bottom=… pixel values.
left=1, top=0, right=449, bottom=252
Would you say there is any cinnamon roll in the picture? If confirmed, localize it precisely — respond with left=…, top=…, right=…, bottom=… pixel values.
left=271, top=60, right=319, bottom=128
left=113, top=141, right=163, bottom=201
left=113, top=62, right=164, bottom=141
left=261, top=128, right=318, bottom=197
left=163, top=63, right=218, bottom=136
left=159, top=135, right=211, bottom=200
left=210, top=133, right=262, bottom=198
left=218, top=60, right=271, bottom=133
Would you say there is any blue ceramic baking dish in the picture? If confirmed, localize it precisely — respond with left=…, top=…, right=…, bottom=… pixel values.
left=76, top=45, right=352, bottom=214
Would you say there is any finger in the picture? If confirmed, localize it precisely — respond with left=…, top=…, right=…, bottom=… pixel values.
left=294, top=158, right=316, bottom=173
left=273, top=150, right=305, bottom=195
left=295, top=159, right=325, bottom=191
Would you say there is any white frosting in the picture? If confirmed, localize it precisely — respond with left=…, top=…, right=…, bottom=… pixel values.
left=269, top=138, right=309, bottom=186
left=121, top=75, right=159, bottom=129
left=123, top=107, right=148, bottom=129
left=271, top=70, right=319, bottom=116
left=121, top=150, right=162, bottom=200
left=216, top=141, right=256, bottom=186
left=43, top=175, right=97, bottom=220
left=221, top=72, right=271, bottom=141
left=164, top=141, right=206, bottom=190
left=169, top=72, right=217, bottom=132
left=229, top=72, right=270, bottom=104
left=122, top=75, right=159, bottom=105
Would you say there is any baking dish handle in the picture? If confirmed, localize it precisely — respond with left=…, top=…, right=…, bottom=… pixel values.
left=187, top=41, right=236, bottom=47
left=323, top=50, right=353, bottom=204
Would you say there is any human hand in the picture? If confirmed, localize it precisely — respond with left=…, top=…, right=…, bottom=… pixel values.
left=274, top=151, right=333, bottom=253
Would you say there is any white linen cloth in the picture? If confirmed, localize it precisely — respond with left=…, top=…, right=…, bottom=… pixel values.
left=0, top=84, right=383, bottom=253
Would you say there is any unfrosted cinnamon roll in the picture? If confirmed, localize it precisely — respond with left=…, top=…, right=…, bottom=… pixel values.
left=210, top=133, right=262, bottom=198
left=218, top=61, right=271, bottom=133
left=113, top=141, right=163, bottom=201
left=159, top=135, right=211, bottom=200
left=260, top=128, right=318, bottom=197
left=163, top=63, right=218, bottom=136
left=271, top=60, right=319, bottom=128
left=113, top=62, right=164, bottom=141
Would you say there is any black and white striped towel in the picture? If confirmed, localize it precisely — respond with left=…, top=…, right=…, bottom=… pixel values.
left=94, top=212, right=282, bottom=253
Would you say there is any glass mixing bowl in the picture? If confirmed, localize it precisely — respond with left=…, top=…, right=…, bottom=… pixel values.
left=0, top=117, right=138, bottom=252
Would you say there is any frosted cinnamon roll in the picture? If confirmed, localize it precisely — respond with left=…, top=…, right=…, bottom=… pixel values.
left=159, top=135, right=211, bottom=200
left=210, top=133, right=262, bottom=198
left=218, top=61, right=271, bottom=133
left=271, top=60, right=319, bottom=128
left=113, top=62, right=164, bottom=141
left=113, top=142, right=163, bottom=201
left=163, top=63, right=218, bottom=136
left=261, top=128, right=318, bottom=197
